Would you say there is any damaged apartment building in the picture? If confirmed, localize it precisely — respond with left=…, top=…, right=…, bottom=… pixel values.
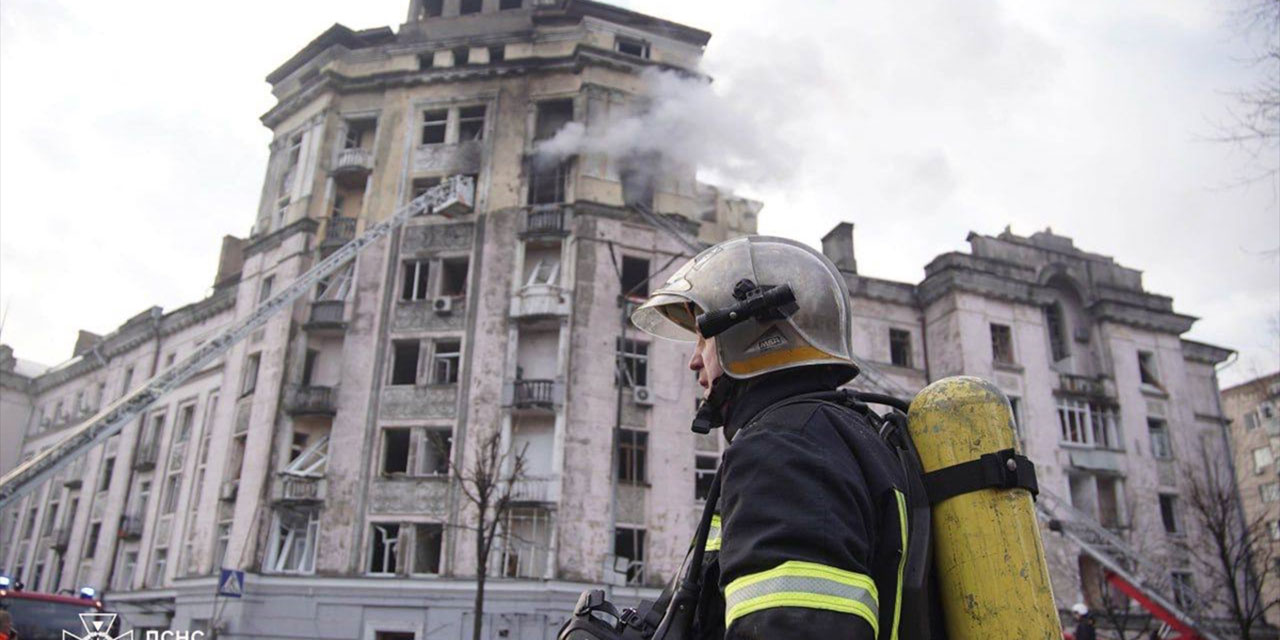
left=0, top=0, right=1237, bottom=637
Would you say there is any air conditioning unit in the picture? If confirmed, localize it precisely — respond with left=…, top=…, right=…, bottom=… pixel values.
left=632, top=386, right=653, bottom=407
left=432, top=296, right=454, bottom=315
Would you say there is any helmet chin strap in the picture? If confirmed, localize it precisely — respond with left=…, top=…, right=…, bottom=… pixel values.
left=691, top=374, right=742, bottom=437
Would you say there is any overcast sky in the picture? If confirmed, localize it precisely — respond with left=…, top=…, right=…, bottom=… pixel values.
left=0, top=0, right=1276, bottom=387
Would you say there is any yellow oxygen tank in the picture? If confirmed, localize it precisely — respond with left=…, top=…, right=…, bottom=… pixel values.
left=907, top=376, right=1061, bottom=639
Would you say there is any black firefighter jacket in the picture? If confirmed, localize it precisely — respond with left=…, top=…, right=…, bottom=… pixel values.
left=691, top=372, right=910, bottom=640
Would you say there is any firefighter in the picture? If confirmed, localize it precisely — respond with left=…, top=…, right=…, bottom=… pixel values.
left=631, top=236, right=913, bottom=640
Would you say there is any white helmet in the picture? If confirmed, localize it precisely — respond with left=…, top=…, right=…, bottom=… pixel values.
left=630, top=235, right=857, bottom=380
left=1071, top=603, right=1089, bottom=617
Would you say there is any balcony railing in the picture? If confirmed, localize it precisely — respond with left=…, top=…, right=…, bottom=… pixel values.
left=321, top=216, right=357, bottom=249
left=509, top=475, right=558, bottom=503
left=284, top=385, right=337, bottom=417
left=52, top=527, right=72, bottom=551
left=1059, top=373, right=1105, bottom=398
left=510, top=284, right=570, bottom=318
left=304, top=300, right=347, bottom=333
left=119, top=514, right=144, bottom=539
left=513, top=379, right=555, bottom=409
left=62, top=474, right=83, bottom=489
left=332, top=148, right=373, bottom=186
left=132, top=442, right=159, bottom=471
left=521, top=207, right=568, bottom=237
left=272, top=474, right=327, bottom=504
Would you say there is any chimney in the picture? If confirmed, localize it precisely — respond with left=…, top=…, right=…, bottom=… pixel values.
left=821, top=222, right=857, bottom=273
left=213, top=235, right=246, bottom=289
left=73, top=330, right=103, bottom=358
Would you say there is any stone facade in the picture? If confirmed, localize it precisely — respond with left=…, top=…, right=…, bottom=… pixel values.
left=0, top=2, right=1238, bottom=638
left=1221, top=371, right=1280, bottom=626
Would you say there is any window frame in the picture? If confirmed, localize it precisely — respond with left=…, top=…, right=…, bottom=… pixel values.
left=457, top=105, right=487, bottom=141
left=411, top=522, right=445, bottom=575
left=990, top=323, right=1015, bottom=366
left=694, top=454, right=717, bottom=502
left=368, top=523, right=401, bottom=575
left=616, top=338, right=649, bottom=388
left=401, top=259, right=431, bottom=301
left=390, top=340, right=421, bottom=386
left=1148, top=418, right=1173, bottom=460
left=265, top=507, right=320, bottom=575
left=421, top=109, right=448, bottom=145
left=889, top=328, right=912, bottom=368
left=614, top=526, right=646, bottom=585
left=617, top=428, right=648, bottom=484
left=1158, top=493, right=1181, bottom=535
left=615, top=36, right=650, bottom=59
left=431, top=340, right=462, bottom=385
left=381, top=427, right=413, bottom=476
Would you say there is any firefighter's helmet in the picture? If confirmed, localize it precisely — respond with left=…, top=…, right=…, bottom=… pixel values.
left=630, top=235, right=856, bottom=380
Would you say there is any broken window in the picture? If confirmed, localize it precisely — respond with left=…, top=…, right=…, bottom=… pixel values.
left=990, top=323, right=1015, bottom=365
left=420, top=427, right=453, bottom=475
left=302, top=349, right=319, bottom=387
left=343, top=118, right=376, bottom=150
left=1137, top=351, right=1161, bottom=388
left=499, top=0, right=522, bottom=8
left=458, top=105, right=486, bottom=141
left=274, top=196, right=290, bottom=230
left=116, top=551, right=137, bottom=591
left=1148, top=418, right=1172, bottom=459
left=391, top=341, right=420, bottom=385
left=85, top=522, right=101, bottom=558
left=1253, top=447, right=1274, bottom=474
left=285, top=434, right=329, bottom=476
left=614, top=526, right=646, bottom=584
left=176, top=403, right=196, bottom=443
left=452, top=46, right=470, bottom=66
left=695, top=454, right=717, bottom=501
left=1057, top=398, right=1120, bottom=449
left=1170, top=571, right=1194, bottom=609
left=524, top=254, right=560, bottom=287
left=369, top=523, right=400, bottom=574
left=418, top=52, right=435, bottom=70
left=440, top=258, right=469, bottom=296
left=619, top=153, right=658, bottom=210
left=290, top=432, right=310, bottom=462
left=241, top=353, right=261, bottom=396
left=1045, top=302, right=1068, bottom=361
left=620, top=256, right=650, bottom=299
left=413, top=523, right=444, bottom=574
left=488, top=45, right=505, bottom=62
left=535, top=99, right=574, bottom=141
left=99, top=457, right=115, bottom=493
left=460, top=0, right=482, bottom=14
left=266, top=508, right=319, bottom=574
left=149, top=548, right=168, bottom=585
left=401, top=260, right=431, bottom=301
left=528, top=160, right=568, bottom=205
left=617, top=428, right=648, bottom=484
left=162, top=471, right=182, bottom=514
left=432, top=340, right=462, bottom=385
left=121, top=366, right=134, bottom=399
left=616, top=338, right=649, bottom=388
left=423, top=0, right=443, bottom=17
left=382, top=428, right=412, bottom=475
left=421, top=109, right=448, bottom=145
left=615, top=36, right=649, bottom=59
left=889, top=328, right=912, bottom=367
left=1158, top=494, right=1180, bottom=534
left=279, top=134, right=303, bottom=194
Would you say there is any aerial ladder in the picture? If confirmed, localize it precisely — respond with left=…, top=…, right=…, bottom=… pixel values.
left=0, top=175, right=477, bottom=511
left=1037, top=488, right=1226, bottom=640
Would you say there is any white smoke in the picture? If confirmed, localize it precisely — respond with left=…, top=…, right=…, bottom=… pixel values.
left=532, top=67, right=796, bottom=188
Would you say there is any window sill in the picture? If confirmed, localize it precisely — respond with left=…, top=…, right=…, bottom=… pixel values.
left=993, top=361, right=1023, bottom=373
left=618, top=481, right=651, bottom=488
left=1140, top=384, right=1168, bottom=399
left=379, top=473, right=450, bottom=481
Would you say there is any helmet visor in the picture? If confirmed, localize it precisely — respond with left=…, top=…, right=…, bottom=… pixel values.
left=631, top=294, right=700, bottom=342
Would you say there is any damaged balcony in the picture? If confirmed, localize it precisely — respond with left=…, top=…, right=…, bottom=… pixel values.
left=320, top=216, right=357, bottom=250
left=331, top=148, right=373, bottom=187
left=284, top=385, right=337, bottom=417
left=303, top=300, right=347, bottom=334
left=119, top=513, right=144, bottom=540
left=510, top=379, right=559, bottom=412
left=1058, top=373, right=1110, bottom=398
left=272, top=474, right=328, bottom=505
left=132, top=442, right=159, bottom=471
left=520, top=207, right=570, bottom=238
left=52, top=527, right=72, bottom=552
left=510, top=284, right=570, bottom=318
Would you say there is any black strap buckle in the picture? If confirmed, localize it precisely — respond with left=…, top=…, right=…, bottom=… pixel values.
left=921, top=448, right=1038, bottom=505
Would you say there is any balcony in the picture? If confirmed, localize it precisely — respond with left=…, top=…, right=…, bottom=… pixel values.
left=284, top=385, right=337, bottom=417
left=510, top=284, right=570, bottom=318
left=119, top=514, right=144, bottom=539
left=220, top=479, right=239, bottom=502
left=133, top=442, right=159, bottom=471
left=303, top=300, right=347, bottom=334
left=52, top=527, right=72, bottom=551
left=520, top=207, right=569, bottom=238
left=513, top=379, right=556, bottom=410
left=1059, top=373, right=1105, bottom=398
left=509, top=475, right=559, bottom=504
left=62, top=474, right=82, bottom=489
left=321, top=216, right=357, bottom=250
left=332, top=147, right=373, bottom=187
left=271, top=474, right=327, bottom=505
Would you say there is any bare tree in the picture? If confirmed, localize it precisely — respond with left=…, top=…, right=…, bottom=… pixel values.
left=1216, top=0, right=1280, bottom=182
left=1178, top=456, right=1278, bottom=638
left=451, top=430, right=528, bottom=640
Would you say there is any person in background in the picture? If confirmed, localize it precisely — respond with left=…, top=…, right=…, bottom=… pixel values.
left=1071, top=603, right=1097, bottom=640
